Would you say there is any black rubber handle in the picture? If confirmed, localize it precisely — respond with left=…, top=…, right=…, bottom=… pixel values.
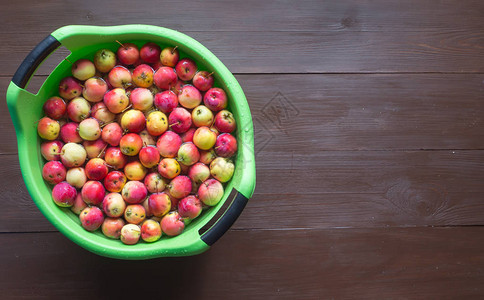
left=12, top=35, right=61, bottom=89
left=201, top=190, right=249, bottom=246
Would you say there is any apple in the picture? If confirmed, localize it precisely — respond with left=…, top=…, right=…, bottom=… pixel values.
left=101, top=122, right=123, bottom=146
left=81, top=180, right=106, bottom=206
left=193, top=126, right=217, bottom=150
left=167, top=175, right=191, bottom=199
left=85, top=158, right=108, bottom=181
left=140, top=42, right=161, bottom=63
left=204, top=88, right=227, bottom=112
left=70, top=193, right=87, bottom=215
left=117, top=43, right=139, bottom=65
left=180, top=128, right=196, bottom=143
left=124, top=204, right=146, bottom=225
left=108, top=65, right=132, bottom=88
left=124, top=160, right=147, bottom=181
left=198, top=179, right=224, bottom=206
left=160, top=211, right=185, bottom=236
left=192, top=105, right=214, bottom=127
left=171, top=79, right=184, bottom=95
left=82, top=77, right=108, bottom=103
left=160, top=46, right=179, bottom=67
left=148, top=193, right=171, bottom=217
left=37, top=117, right=60, bottom=140
left=121, top=109, right=146, bottom=133
left=214, top=110, right=236, bottom=133
left=103, top=171, right=127, bottom=193
left=83, top=138, right=107, bottom=159
left=130, top=88, right=154, bottom=111
left=66, top=167, right=87, bottom=189
left=42, top=161, right=66, bottom=185
left=102, top=192, right=126, bottom=217
left=154, top=90, right=178, bottom=113
left=139, top=129, right=156, bottom=146
left=41, top=140, right=64, bottom=161
left=141, top=219, right=162, bottom=242
left=103, top=88, right=129, bottom=114
left=144, top=172, right=166, bottom=193
left=158, top=158, right=181, bottom=179
left=146, top=111, right=168, bottom=136
left=120, top=133, right=143, bottom=156
left=192, top=71, right=214, bottom=92
left=67, top=97, right=91, bottom=122
left=178, top=195, right=202, bottom=219
left=59, top=122, right=81, bottom=143
left=78, top=118, right=101, bottom=141
left=104, top=147, right=128, bottom=169
left=156, top=131, right=182, bottom=158
left=122, top=180, right=148, bottom=204
left=43, top=96, right=66, bottom=120
left=120, top=224, right=141, bottom=245
left=175, top=58, right=197, bottom=81
left=139, top=146, right=161, bottom=168
left=93, top=49, right=116, bottom=73
left=79, top=206, right=104, bottom=232
left=178, top=85, right=202, bottom=109
left=132, top=64, right=154, bottom=88
left=58, top=76, right=82, bottom=100
left=214, top=133, right=237, bottom=157
left=52, top=181, right=77, bottom=207
left=60, top=143, right=87, bottom=168
left=102, top=217, right=125, bottom=239
left=72, top=59, right=96, bottom=81
left=154, top=67, right=177, bottom=90
left=168, top=107, right=192, bottom=133
left=188, top=162, right=210, bottom=184
left=210, top=157, right=235, bottom=183
left=91, top=102, right=115, bottom=124
left=177, top=142, right=200, bottom=166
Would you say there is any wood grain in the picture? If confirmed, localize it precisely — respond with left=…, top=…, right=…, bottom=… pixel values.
left=2, top=74, right=484, bottom=154
left=1, top=228, right=483, bottom=299
left=2, top=149, right=484, bottom=232
left=1, top=0, right=483, bottom=75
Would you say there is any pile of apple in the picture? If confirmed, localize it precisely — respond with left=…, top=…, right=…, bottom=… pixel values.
left=36, top=41, right=237, bottom=245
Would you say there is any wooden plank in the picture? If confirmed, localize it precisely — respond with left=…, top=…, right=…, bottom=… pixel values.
left=1, top=228, right=483, bottom=299
left=1, top=0, right=483, bottom=75
left=2, top=149, right=484, bottom=232
left=3, top=30, right=483, bottom=75
left=1, top=0, right=483, bottom=33
left=2, top=74, right=484, bottom=155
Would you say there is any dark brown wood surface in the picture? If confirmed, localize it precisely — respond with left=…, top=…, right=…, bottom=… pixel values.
left=1, top=0, right=484, bottom=299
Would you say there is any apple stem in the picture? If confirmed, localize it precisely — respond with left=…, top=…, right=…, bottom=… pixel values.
left=115, top=40, right=126, bottom=49
left=64, top=58, right=73, bottom=65
left=208, top=72, right=215, bottom=76
left=214, top=146, right=221, bottom=149
left=171, top=46, right=178, bottom=54
left=105, top=163, right=116, bottom=169
left=97, top=144, right=108, bottom=158
left=168, top=122, right=180, bottom=128
left=100, top=121, right=113, bottom=128
left=121, top=104, right=132, bottom=113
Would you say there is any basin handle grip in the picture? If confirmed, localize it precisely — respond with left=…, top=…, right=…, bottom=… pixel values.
left=12, top=35, right=60, bottom=89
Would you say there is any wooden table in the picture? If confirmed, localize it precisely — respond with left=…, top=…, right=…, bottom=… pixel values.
left=1, top=1, right=484, bottom=298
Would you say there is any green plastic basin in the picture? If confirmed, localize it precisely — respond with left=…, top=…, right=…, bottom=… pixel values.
left=6, top=25, right=255, bottom=259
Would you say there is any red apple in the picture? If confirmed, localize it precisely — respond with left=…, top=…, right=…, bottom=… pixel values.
left=144, top=172, right=166, bottom=193
left=198, top=178, right=224, bottom=206
left=122, top=180, right=148, bottom=204
left=178, top=195, right=202, bottom=219
left=148, top=193, right=172, bottom=218
left=156, top=131, right=182, bottom=158
left=101, top=122, right=123, bottom=146
left=41, top=140, right=64, bottom=161
left=81, top=180, right=106, bottom=206
left=102, top=192, right=126, bottom=217
left=203, top=88, right=228, bottom=112
left=132, top=64, right=154, bottom=88
left=52, top=181, right=77, bottom=207
left=214, top=110, right=236, bottom=133
left=104, top=147, right=128, bottom=169
left=158, top=158, right=181, bottom=179
left=117, top=43, right=139, bottom=65
left=79, top=206, right=104, bottom=231
left=103, top=88, right=129, bottom=114
left=83, top=77, right=108, bottom=103
left=177, top=142, right=200, bottom=166
left=42, top=161, right=66, bottom=185
left=43, top=96, right=66, bottom=120
left=167, top=175, right=192, bottom=199
left=59, top=76, right=82, bottom=100
left=130, top=88, right=154, bottom=111
left=67, top=97, right=91, bottom=122
left=160, top=211, right=185, bottom=236
left=60, top=122, right=82, bottom=143
left=215, top=133, right=237, bottom=158
left=178, top=85, right=202, bottom=109
left=108, top=65, right=132, bottom=88
left=154, top=90, right=178, bottom=113
left=168, top=107, right=192, bottom=133
left=160, top=46, right=179, bottom=67
left=83, top=138, right=107, bottom=159
left=154, top=67, right=177, bottom=90
left=192, top=71, right=214, bottom=92
left=139, top=146, right=161, bottom=168
left=121, top=109, right=146, bottom=133
left=103, top=171, right=127, bottom=193
left=85, top=158, right=108, bottom=181
left=71, top=59, right=96, bottom=81
left=119, top=133, right=143, bottom=156
left=175, top=58, right=197, bottom=81
left=140, top=42, right=161, bottom=64
left=91, top=102, right=115, bottom=125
